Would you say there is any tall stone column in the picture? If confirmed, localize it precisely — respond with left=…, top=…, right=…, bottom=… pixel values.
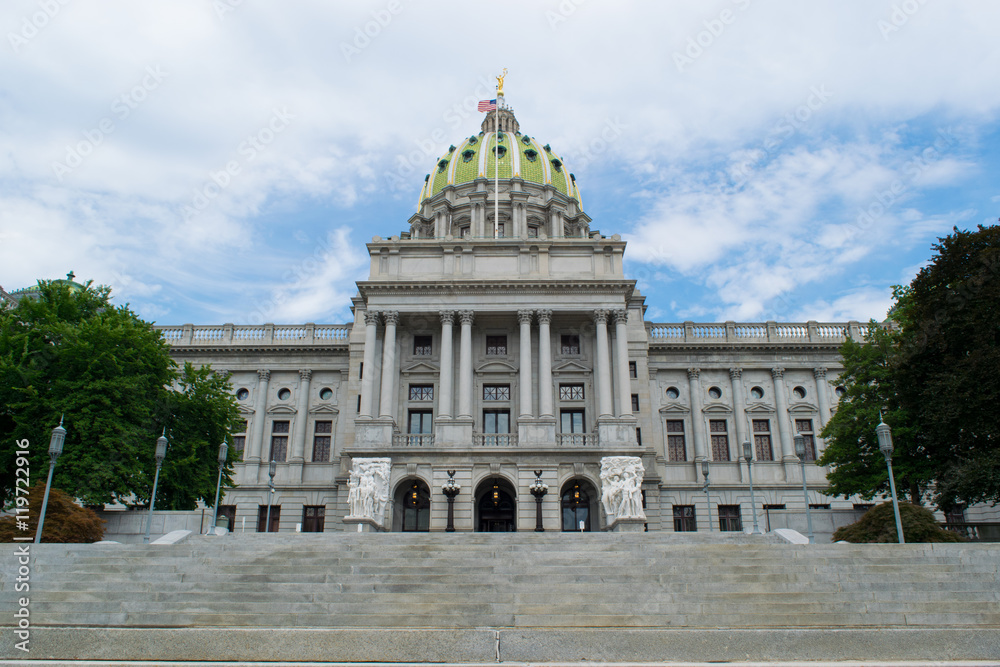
left=613, top=310, right=632, bottom=417
left=518, top=309, right=534, bottom=418
left=537, top=309, right=554, bottom=418
left=290, top=369, right=312, bottom=462
left=687, top=368, right=707, bottom=461
left=814, top=367, right=831, bottom=427
left=729, top=368, right=747, bottom=448
left=248, top=369, right=270, bottom=461
left=359, top=311, right=380, bottom=418
left=378, top=311, right=399, bottom=420
left=772, top=367, right=795, bottom=461
left=457, top=310, right=475, bottom=419
left=438, top=311, right=455, bottom=418
left=593, top=310, right=613, bottom=419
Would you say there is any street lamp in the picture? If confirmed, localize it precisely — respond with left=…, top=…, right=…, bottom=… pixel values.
left=264, top=458, right=277, bottom=533
left=210, top=441, right=228, bottom=534
left=34, top=416, right=66, bottom=543
left=143, top=430, right=169, bottom=544
left=442, top=470, right=461, bottom=532
left=876, top=416, right=905, bottom=544
left=741, top=440, right=762, bottom=535
left=701, top=459, right=712, bottom=532
left=794, top=434, right=815, bottom=544
left=529, top=470, right=548, bottom=532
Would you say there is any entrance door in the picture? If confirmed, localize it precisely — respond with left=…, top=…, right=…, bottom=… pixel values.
left=476, top=479, right=517, bottom=532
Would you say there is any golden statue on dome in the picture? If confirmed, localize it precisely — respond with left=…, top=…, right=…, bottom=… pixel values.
left=496, top=68, right=508, bottom=96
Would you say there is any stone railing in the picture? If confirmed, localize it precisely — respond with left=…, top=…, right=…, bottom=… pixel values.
left=157, top=323, right=351, bottom=346
left=473, top=433, right=518, bottom=447
left=556, top=433, right=599, bottom=447
left=392, top=433, right=434, bottom=447
left=647, top=321, right=872, bottom=344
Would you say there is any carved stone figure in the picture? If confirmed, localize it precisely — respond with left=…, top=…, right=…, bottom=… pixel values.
left=600, top=456, right=646, bottom=522
left=345, top=457, right=392, bottom=527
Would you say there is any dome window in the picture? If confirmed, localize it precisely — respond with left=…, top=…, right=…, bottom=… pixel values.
left=468, top=136, right=478, bottom=145
left=448, top=145, right=456, bottom=152
left=550, top=158, right=562, bottom=172
left=462, top=149, right=475, bottom=162
left=524, top=149, right=538, bottom=162
left=437, top=159, right=449, bottom=172
left=522, top=135, right=531, bottom=145
left=493, top=146, right=507, bottom=159
left=543, top=144, right=551, bottom=152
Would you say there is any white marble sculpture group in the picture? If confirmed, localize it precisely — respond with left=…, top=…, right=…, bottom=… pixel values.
left=345, top=458, right=391, bottom=526
left=600, top=456, right=646, bottom=522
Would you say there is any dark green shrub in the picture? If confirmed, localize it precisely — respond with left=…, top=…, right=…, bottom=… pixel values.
left=0, top=482, right=105, bottom=543
left=833, top=501, right=965, bottom=543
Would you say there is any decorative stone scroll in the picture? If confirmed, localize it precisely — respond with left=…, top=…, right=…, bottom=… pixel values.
left=599, top=456, right=646, bottom=521
left=345, top=457, right=391, bottom=527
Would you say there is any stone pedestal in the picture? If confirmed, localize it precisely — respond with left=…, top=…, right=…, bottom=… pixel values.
left=353, top=418, right=394, bottom=448
left=343, top=517, right=384, bottom=532
left=518, top=417, right=556, bottom=446
left=597, top=417, right=639, bottom=447
left=605, top=517, right=646, bottom=532
left=436, top=417, right=474, bottom=447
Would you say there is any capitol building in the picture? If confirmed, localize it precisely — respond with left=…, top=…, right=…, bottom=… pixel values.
left=159, top=99, right=865, bottom=536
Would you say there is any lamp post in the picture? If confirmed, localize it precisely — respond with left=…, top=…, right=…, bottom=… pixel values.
left=34, top=416, right=66, bottom=543
left=264, top=458, right=276, bottom=533
left=210, top=441, right=228, bottom=534
left=442, top=470, right=460, bottom=532
left=143, top=430, right=169, bottom=544
left=701, top=459, right=712, bottom=532
left=794, top=434, right=815, bottom=544
left=876, top=416, right=905, bottom=544
left=529, top=470, right=548, bottom=532
left=742, top=440, right=762, bottom=535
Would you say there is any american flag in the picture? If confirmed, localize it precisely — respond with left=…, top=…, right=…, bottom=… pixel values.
left=478, top=99, right=497, bottom=112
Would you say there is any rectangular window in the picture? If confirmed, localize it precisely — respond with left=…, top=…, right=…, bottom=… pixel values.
left=312, top=420, right=332, bottom=462
left=232, top=419, right=247, bottom=458
left=629, top=361, right=637, bottom=379
left=709, top=419, right=729, bottom=461
left=496, top=222, right=505, bottom=238
left=359, top=362, right=363, bottom=379
left=216, top=505, right=236, bottom=532
left=409, top=384, right=434, bottom=401
left=752, top=419, right=774, bottom=461
left=527, top=225, right=538, bottom=238
left=673, top=505, right=697, bottom=532
left=412, top=335, right=432, bottom=356
left=809, top=504, right=831, bottom=510
left=408, top=409, right=433, bottom=434
left=460, top=226, right=470, bottom=238
left=559, top=383, right=585, bottom=400
left=795, top=419, right=817, bottom=461
left=945, top=504, right=966, bottom=525
left=560, top=409, right=585, bottom=434
left=357, top=394, right=362, bottom=412
left=483, top=384, right=511, bottom=401
left=763, top=504, right=786, bottom=511
left=853, top=503, right=875, bottom=512
left=269, top=421, right=289, bottom=462
left=486, top=335, right=507, bottom=355
left=631, top=394, right=640, bottom=412
left=718, top=505, right=743, bottom=532
left=257, top=505, right=280, bottom=532
left=302, top=506, right=326, bottom=532
left=483, top=409, right=510, bottom=434
left=666, top=420, right=686, bottom=461
left=635, top=427, right=642, bottom=446
left=560, top=334, right=580, bottom=355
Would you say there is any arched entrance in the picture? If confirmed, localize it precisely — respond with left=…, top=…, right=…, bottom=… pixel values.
left=393, top=479, right=430, bottom=532
left=475, top=477, right=517, bottom=532
left=561, top=478, right=598, bottom=531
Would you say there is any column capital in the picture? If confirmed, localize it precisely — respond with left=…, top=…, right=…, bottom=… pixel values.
left=299, top=369, right=312, bottom=381
left=439, top=310, right=455, bottom=325
left=517, top=309, right=534, bottom=324
left=593, top=309, right=609, bottom=325
left=536, top=309, right=553, bottom=324
left=257, top=369, right=271, bottom=382
left=813, top=367, right=828, bottom=379
left=729, top=367, right=742, bottom=379
left=364, top=310, right=381, bottom=326
left=687, top=367, right=700, bottom=380
left=771, top=367, right=785, bottom=379
left=382, top=311, right=399, bottom=326
left=458, top=310, right=475, bottom=325
left=612, top=309, right=628, bottom=325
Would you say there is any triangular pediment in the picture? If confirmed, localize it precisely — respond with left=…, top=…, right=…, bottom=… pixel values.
left=658, top=402, right=690, bottom=415
left=267, top=405, right=297, bottom=415
left=237, top=406, right=256, bottom=417
left=476, top=360, right=517, bottom=374
left=788, top=401, right=819, bottom=413
left=309, top=404, right=340, bottom=415
left=552, top=360, right=592, bottom=375
left=401, top=360, right=440, bottom=374
left=745, top=401, right=776, bottom=414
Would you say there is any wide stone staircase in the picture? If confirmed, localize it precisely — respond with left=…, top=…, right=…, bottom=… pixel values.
left=2, top=531, right=999, bottom=664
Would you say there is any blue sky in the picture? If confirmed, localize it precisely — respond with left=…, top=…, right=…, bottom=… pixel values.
left=1, top=1, right=998, bottom=326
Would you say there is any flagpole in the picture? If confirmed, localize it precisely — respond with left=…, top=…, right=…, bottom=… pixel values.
left=494, top=98, right=499, bottom=240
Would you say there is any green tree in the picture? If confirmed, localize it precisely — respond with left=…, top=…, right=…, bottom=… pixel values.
left=818, top=322, right=932, bottom=503
left=0, top=280, right=239, bottom=509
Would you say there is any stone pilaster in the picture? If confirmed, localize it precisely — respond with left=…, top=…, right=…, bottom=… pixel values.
left=248, top=369, right=270, bottom=462
left=518, top=309, right=534, bottom=418
left=378, top=311, right=399, bottom=420
left=457, top=310, right=475, bottom=419
left=772, top=367, right=795, bottom=461
left=729, top=368, right=748, bottom=449
left=537, top=309, right=554, bottom=418
left=593, top=309, right=613, bottom=419
left=359, top=311, right=380, bottom=418
left=438, top=311, right=455, bottom=419
left=290, top=369, right=312, bottom=463
left=687, top=368, right=707, bottom=461
left=613, top=310, right=632, bottom=417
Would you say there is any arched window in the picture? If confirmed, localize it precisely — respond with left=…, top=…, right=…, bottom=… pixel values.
left=394, top=479, right=430, bottom=532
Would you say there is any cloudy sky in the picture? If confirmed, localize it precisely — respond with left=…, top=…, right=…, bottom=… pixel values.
left=2, top=1, right=997, bottom=326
